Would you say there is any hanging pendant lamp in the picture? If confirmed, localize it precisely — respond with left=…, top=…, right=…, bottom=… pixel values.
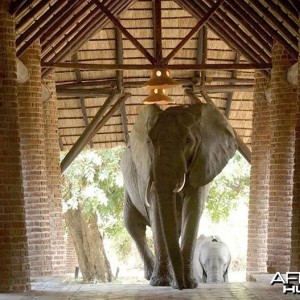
left=144, top=68, right=180, bottom=90
left=143, top=88, right=174, bottom=105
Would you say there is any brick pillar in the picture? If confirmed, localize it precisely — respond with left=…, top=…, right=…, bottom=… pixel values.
left=42, top=73, right=66, bottom=275
left=0, top=1, right=30, bottom=291
left=290, top=48, right=300, bottom=271
left=267, top=43, right=297, bottom=273
left=18, top=42, right=52, bottom=277
left=246, top=71, right=270, bottom=277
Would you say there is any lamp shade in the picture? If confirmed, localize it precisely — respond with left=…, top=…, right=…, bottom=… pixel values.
left=143, top=88, right=174, bottom=105
left=144, top=68, right=180, bottom=90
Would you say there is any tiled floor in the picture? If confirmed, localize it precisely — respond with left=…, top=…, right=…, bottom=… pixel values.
left=1, top=279, right=299, bottom=300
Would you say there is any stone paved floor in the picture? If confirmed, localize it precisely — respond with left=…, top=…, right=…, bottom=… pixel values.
left=1, top=280, right=299, bottom=300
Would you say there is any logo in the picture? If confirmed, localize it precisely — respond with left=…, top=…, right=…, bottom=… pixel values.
left=270, top=272, right=300, bottom=294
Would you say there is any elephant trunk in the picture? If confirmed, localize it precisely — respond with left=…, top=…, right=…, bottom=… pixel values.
left=153, top=154, right=187, bottom=289
left=156, top=189, right=184, bottom=289
left=206, top=271, right=225, bottom=283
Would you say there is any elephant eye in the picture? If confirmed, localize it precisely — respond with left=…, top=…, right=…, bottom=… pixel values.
left=186, top=137, right=191, bottom=144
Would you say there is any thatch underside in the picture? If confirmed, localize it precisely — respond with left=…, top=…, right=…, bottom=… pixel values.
left=12, top=0, right=299, bottom=153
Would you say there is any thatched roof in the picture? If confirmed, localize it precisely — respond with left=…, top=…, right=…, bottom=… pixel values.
left=12, top=0, right=299, bottom=159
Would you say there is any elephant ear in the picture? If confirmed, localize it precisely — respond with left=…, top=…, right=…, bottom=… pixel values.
left=129, top=104, right=162, bottom=181
left=187, top=103, right=237, bottom=187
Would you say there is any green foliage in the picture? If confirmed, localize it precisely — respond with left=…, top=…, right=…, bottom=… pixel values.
left=61, top=147, right=127, bottom=238
left=205, top=153, right=250, bottom=223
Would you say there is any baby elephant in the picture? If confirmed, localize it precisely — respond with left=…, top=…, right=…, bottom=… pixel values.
left=193, top=235, right=231, bottom=283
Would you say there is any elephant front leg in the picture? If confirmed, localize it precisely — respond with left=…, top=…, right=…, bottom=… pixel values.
left=123, top=193, right=154, bottom=280
left=149, top=201, right=172, bottom=286
left=180, top=186, right=206, bottom=288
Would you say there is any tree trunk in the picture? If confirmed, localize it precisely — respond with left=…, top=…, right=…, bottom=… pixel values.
left=64, top=206, right=113, bottom=282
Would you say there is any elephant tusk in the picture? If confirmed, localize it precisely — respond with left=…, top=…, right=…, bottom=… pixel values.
left=145, top=176, right=153, bottom=207
left=174, top=173, right=186, bottom=193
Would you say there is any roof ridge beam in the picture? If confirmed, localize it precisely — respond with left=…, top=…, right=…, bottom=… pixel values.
left=42, top=62, right=272, bottom=71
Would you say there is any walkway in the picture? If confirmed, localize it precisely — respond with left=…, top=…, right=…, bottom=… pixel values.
left=1, top=279, right=299, bottom=300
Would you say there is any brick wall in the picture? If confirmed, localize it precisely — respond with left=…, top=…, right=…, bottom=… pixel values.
left=290, top=48, right=300, bottom=271
left=0, top=1, right=30, bottom=291
left=18, top=42, right=52, bottom=277
left=42, top=72, right=66, bottom=275
left=267, top=43, right=297, bottom=273
left=246, top=71, right=270, bottom=276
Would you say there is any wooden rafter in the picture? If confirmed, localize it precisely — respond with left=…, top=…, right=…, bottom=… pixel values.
left=222, top=2, right=272, bottom=55
left=175, top=0, right=266, bottom=65
left=200, top=0, right=269, bottom=62
left=42, top=0, right=134, bottom=77
left=72, top=53, right=93, bottom=149
left=17, top=0, right=79, bottom=57
left=115, top=26, right=129, bottom=144
left=60, top=91, right=119, bottom=173
left=153, top=0, right=162, bottom=63
left=225, top=53, right=240, bottom=118
left=16, top=0, right=52, bottom=31
left=194, top=27, right=207, bottom=85
left=248, top=0, right=297, bottom=47
left=92, top=0, right=156, bottom=65
left=235, top=0, right=298, bottom=59
left=164, top=0, right=226, bottom=63
left=43, top=62, right=272, bottom=71
left=185, top=89, right=251, bottom=164
left=42, top=2, right=98, bottom=61
left=56, top=88, right=116, bottom=97
left=9, top=0, right=34, bottom=16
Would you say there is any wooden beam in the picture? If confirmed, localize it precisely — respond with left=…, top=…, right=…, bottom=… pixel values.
left=201, top=0, right=270, bottom=62
left=248, top=0, right=297, bottom=47
left=196, top=84, right=253, bottom=93
left=56, top=80, right=116, bottom=89
left=185, top=89, right=251, bottom=164
left=195, top=27, right=207, bottom=84
left=164, top=0, right=226, bottom=63
left=9, top=0, right=34, bottom=16
left=16, top=0, right=51, bottom=31
left=153, top=0, right=162, bottom=63
left=56, top=88, right=116, bottom=97
left=61, top=91, right=122, bottom=173
left=42, top=0, right=133, bottom=77
left=174, top=0, right=266, bottom=65
left=72, top=53, right=93, bottom=149
left=119, top=102, right=129, bottom=144
left=235, top=0, right=298, bottom=60
left=92, top=0, right=156, bottom=65
left=115, top=26, right=124, bottom=90
left=225, top=53, right=240, bottom=118
left=17, top=0, right=76, bottom=56
left=223, top=2, right=272, bottom=54
left=43, top=62, right=272, bottom=71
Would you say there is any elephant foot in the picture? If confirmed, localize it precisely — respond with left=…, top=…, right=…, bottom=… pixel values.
left=144, top=267, right=154, bottom=281
left=171, top=277, right=198, bottom=290
left=150, top=274, right=172, bottom=286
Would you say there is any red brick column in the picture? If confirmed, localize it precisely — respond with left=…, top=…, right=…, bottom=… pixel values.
left=290, top=50, right=300, bottom=271
left=246, top=71, right=270, bottom=277
left=267, top=43, right=297, bottom=273
left=18, top=42, right=52, bottom=277
left=0, top=1, right=30, bottom=291
left=42, top=72, right=66, bottom=275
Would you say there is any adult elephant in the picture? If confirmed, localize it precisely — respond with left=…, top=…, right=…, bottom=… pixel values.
left=193, top=235, right=231, bottom=283
left=120, top=103, right=237, bottom=289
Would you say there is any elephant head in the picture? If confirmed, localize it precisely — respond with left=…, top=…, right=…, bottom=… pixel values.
left=130, top=103, right=237, bottom=288
left=194, top=235, right=231, bottom=283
